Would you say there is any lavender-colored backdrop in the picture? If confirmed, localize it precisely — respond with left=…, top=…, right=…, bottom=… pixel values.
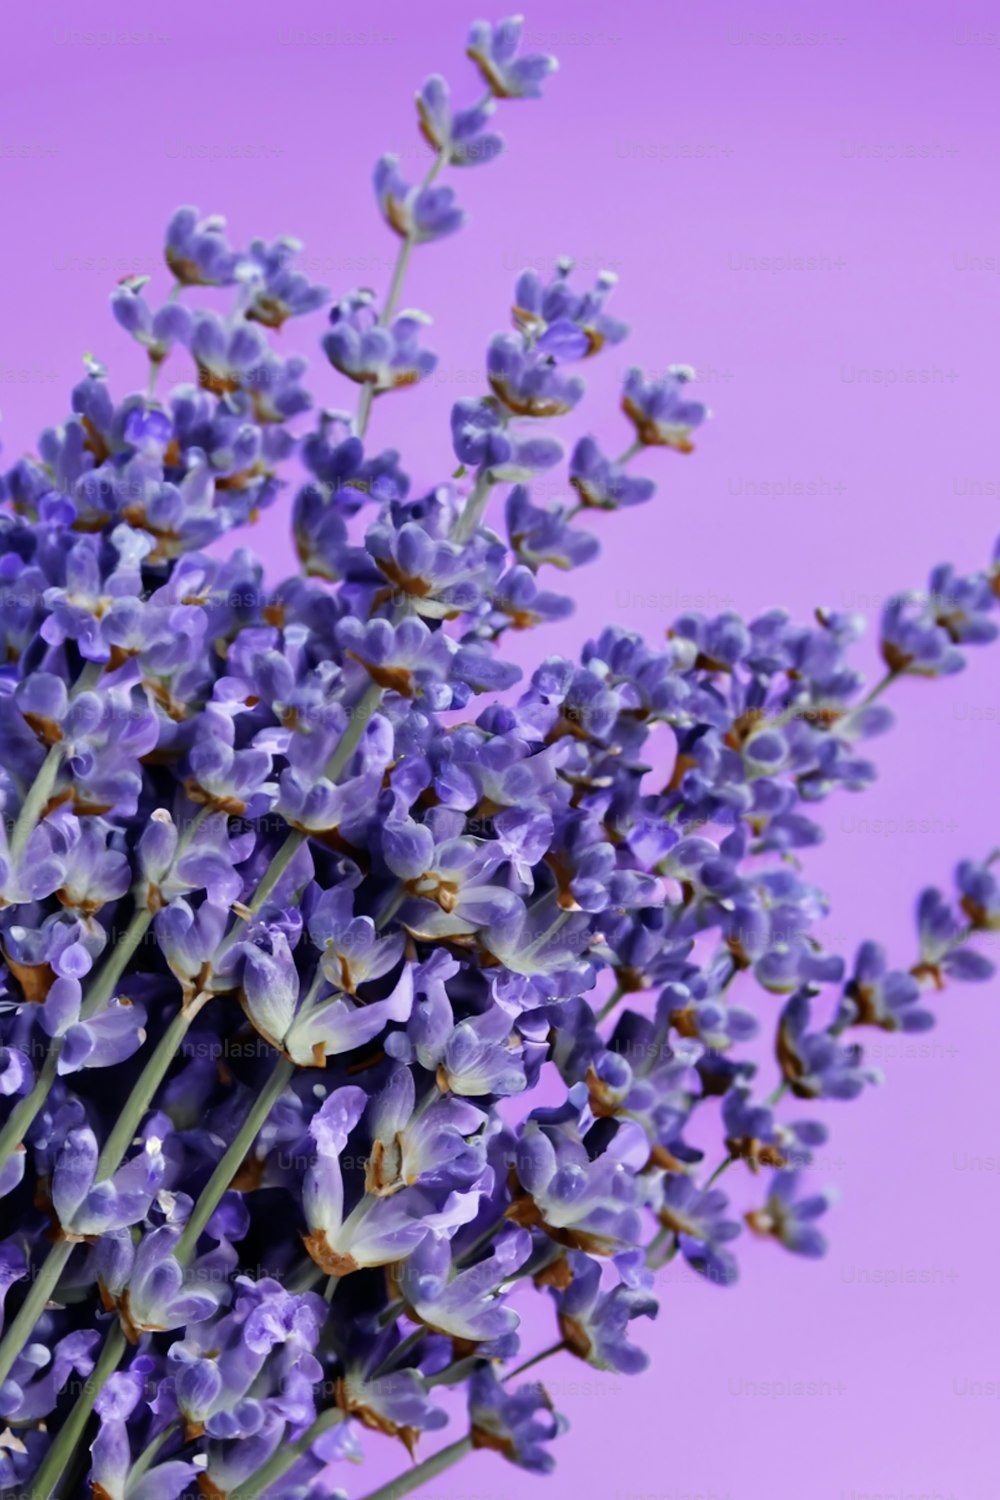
left=4, top=1, right=999, bottom=1495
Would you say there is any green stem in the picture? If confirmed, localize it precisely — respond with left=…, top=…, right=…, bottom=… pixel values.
left=355, top=147, right=448, bottom=441
left=354, top=1436, right=474, bottom=1500
left=325, top=679, right=384, bottom=781
left=595, top=981, right=626, bottom=1024
left=704, top=1154, right=735, bottom=1187
left=8, top=661, right=102, bottom=863
left=0, top=993, right=212, bottom=1387
left=455, top=1215, right=505, bottom=1267
left=381, top=239, right=416, bottom=328
left=371, top=1323, right=427, bottom=1379
left=97, top=991, right=212, bottom=1178
left=452, top=469, right=495, bottom=544
left=0, top=806, right=212, bottom=1178
left=82, top=907, right=155, bottom=1020
left=29, top=1324, right=127, bottom=1500
left=227, top=1408, right=346, bottom=1500
left=32, top=1056, right=295, bottom=1491
left=0, top=905, right=153, bottom=1179
left=645, top=1226, right=678, bottom=1267
left=8, top=743, right=64, bottom=865
left=356, top=382, right=376, bottom=441
left=0, top=1050, right=59, bottom=1177
left=857, top=667, right=900, bottom=709
left=174, top=1058, right=295, bottom=1263
left=505, top=1339, right=566, bottom=1380
left=127, top=1421, right=178, bottom=1486
left=616, top=438, right=643, bottom=465
left=0, top=1242, right=74, bottom=1388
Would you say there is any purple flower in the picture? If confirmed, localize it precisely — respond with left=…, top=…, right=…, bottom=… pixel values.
left=506, top=485, right=599, bottom=571
left=777, top=992, right=882, bottom=1100
left=245, top=235, right=331, bottom=328
left=569, top=436, right=655, bottom=510
left=488, top=334, right=585, bottom=418
left=324, top=291, right=438, bottom=393
left=334, top=1324, right=448, bottom=1458
left=746, top=1171, right=834, bottom=1257
left=467, top=16, right=558, bottom=100
left=365, top=1063, right=487, bottom=1194
left=555, top=1251, right=658, bottom=1372
left=302, top=1083, right=482, bottom=1276
left=92, top=1365, right=207, bottom=1498
left=880, top=591, right=966, bottom=677
left=111, top=278, right=193, bottom=367
left=722, top=1086, right=828, bottom=1172
left=374, top=155, right=465, bottom=242
left=165, top=207, right=244, bottom=286
left=622, top=365, right=709, bottom=450
left=395, top=1226, right=530, bottom=1353
left=51, top=1129, right=165, bottom=1239
left=451, top=397, right=564, bottom=480
left=839, top=941, right=935, bottom=1033
left=656, top=1175, right=741, bottom=1284
left=507, top=1116, right=642, bottom=1254
left=418, top=75, right=504, bottom=166
left=913, top=887, right=995, bottom=985
left=468, top=1365, right=566, bottom=1472
left=41, top=977, right=147, bottom=1075
left=97, top=1225, right=228, bottom=1341
left=514, top=261, right=628, bottom=355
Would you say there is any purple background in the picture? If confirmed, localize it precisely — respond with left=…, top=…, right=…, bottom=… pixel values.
left=4, top=0, right=1000, bottom=1495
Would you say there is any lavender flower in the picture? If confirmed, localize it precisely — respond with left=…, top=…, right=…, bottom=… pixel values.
left=0, top=17, right=996, bottom=1500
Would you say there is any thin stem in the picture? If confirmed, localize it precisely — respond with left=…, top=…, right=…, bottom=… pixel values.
left=0, top=1242, right=74, bottom=1388
left=371, top=1324, right=427, bottom=1380
left=452, top=467, right=495, bottom=544
left=287, top=1259, right=326, bottom=1295
left=595, top=981, right=626, bottom=1024
left=127, top=1421, right=178, bottom=1486
left=356, top=382, right=376, bottom=441
left=0, top=809, right=213, bottom=1177
left=81, top=908, right=155, bottom=1020
left=455, top=1215, right=505, bottom=1267
left=0, top=1049, right=59, bottom=1177
left=0, top=904, right=153, bottom=1178
left=227, top=1408, right=346, bottom=1500
left=381, top=240, right=417, bottom=329
left=354, top=1436, right=474, bottom=1500
left=426, top=1353, right=481, bottom=1389
left=645, top=1226, right=678, bottom=1267
left=34, top=1055, right=296, bottom=1489
left=375, top=881, right=405, bottom=930
left=29, top=1324, right=127, bottom=1500
left=0, top=993, right=212, bottom=1385
left=616, top=438, right=643, bottom=465
left=175, top=1057, right=295, bottom=1263
left=325, top=678, right=385, bottom=781
left=8, top=661, right=102, bottom=861
left=8, top=742, right=64, bottom=865
left=857, top=667, right=900, bottom=709
left=356, top=147, right=449, bottom=440
left=97, top=991, right=212, bottom=1178
left=505, top=1339, right=566, bottom=1381
left=704, top=1154, right=735, bottom=1187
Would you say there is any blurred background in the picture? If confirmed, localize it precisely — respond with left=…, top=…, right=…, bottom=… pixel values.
left=3, top=1, right=999, bottom=1494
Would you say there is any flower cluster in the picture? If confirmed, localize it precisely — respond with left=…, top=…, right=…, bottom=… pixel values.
left=0, top=16, right=996, bottom=1500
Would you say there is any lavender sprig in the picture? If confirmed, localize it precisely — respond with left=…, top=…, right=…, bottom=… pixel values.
left=0, top=15, right=997, bottom=1500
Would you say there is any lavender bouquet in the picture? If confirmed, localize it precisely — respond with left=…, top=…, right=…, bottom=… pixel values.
left=1, top=16, right=997, bottom=1500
